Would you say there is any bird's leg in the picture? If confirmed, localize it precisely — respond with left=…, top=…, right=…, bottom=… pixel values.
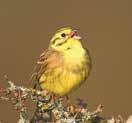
left=65, top=95, right=72, bottom=105
left=50, top=93, right=56, bottom=103
left=65, top=95, right=75, bottom=115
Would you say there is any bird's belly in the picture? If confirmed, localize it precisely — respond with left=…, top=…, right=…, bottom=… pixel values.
left=40, top=67, right=87, bottom=96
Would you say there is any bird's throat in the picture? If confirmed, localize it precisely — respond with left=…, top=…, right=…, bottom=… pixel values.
left=63, top=47, right=86, bottom=65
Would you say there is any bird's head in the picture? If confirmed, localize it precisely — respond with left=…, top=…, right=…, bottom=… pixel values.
left=49, top=27, right=83, bottom=52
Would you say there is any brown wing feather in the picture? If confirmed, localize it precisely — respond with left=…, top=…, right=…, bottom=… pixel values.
left=30, top=49, right=61, bottom=88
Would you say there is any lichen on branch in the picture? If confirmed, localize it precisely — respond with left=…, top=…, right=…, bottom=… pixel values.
left=0, top=76, right=131, bottom=123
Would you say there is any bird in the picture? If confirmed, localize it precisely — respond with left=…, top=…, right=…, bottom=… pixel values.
left=31, top=27, right=92, bottom=96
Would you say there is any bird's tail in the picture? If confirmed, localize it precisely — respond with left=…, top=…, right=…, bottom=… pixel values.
left=29, top=73, right=40, bottom=89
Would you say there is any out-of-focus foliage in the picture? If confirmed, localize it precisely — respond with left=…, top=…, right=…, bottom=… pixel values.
left=0, top=77, right=131, bottom=123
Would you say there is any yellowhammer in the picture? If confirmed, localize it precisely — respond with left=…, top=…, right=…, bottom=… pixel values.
left=31, top=27, right=92, bottom=96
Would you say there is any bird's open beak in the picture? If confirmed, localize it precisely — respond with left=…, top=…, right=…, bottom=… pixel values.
left=70, top=30, right=82, bottom=40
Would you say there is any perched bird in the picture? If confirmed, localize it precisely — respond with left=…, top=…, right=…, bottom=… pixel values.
left=31, top=27, right=92, bottom=96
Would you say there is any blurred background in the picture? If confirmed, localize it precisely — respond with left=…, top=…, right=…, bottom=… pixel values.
left=0, top=0, right=131, bottom=122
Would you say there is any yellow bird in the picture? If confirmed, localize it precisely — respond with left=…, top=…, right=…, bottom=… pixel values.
left=31, top=27, right=92, bottom=96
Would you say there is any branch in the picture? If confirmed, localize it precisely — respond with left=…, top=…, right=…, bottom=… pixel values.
left=0, top=76, right=131, bottom=123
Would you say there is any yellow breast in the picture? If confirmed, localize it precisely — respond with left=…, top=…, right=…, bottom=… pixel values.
left=40, top=67, right=88, bottom=95
left=39, top=48, right=90, bottom=95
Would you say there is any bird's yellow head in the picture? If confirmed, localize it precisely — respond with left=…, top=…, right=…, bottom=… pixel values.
left=49, top=27, right=83, bottom=53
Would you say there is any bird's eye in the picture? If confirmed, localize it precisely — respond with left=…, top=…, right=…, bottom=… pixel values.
left=61, top=33, right=66, bottom=37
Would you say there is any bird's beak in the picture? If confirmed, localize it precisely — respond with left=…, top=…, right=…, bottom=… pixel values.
left=70, top=30, right=82, bottom=40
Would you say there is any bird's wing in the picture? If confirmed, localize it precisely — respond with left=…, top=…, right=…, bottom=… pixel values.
left=85, top=48, right=92, bottom=69
left=30, top=49, right=61, bottom=88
